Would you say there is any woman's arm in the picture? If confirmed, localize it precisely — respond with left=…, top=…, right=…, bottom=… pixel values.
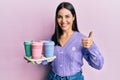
left=82, top=43, right=104, bottom=70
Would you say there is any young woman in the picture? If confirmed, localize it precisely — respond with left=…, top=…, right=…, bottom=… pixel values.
left=41, top=2, right=104, bottom=80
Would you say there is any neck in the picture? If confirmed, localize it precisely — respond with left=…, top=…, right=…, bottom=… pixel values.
left=62, top=30, right=74, bottom=37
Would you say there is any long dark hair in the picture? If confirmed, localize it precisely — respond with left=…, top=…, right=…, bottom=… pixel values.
left=52, top=2, right=79, bottom=46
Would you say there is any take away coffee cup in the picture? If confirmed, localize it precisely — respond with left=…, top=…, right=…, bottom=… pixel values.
left=24, top=40, right=33, bottom=57
left=44, top=41, right=55, bottom=58
left=31, top=42, right=43, bottom=59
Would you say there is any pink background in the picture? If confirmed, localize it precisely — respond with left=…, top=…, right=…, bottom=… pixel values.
left=0, top=0, right=120, bottom=80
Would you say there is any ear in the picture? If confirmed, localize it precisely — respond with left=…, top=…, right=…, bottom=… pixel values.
left=73, top=15, right=75, bottom=21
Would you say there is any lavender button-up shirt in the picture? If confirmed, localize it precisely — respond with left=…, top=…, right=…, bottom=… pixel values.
left=42, top=31, right=104, bottom=77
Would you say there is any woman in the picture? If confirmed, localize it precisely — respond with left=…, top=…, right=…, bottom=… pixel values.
left=44, top=2, right=104, bottom=80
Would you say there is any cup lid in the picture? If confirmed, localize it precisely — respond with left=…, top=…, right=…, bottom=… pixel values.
left=44, top=41, right=55, bottom=45
left=24, top=40, right=33, bottom=45
left=32, top=42, right=43, bottom=46
left=39, top=40, right=46, bottom=43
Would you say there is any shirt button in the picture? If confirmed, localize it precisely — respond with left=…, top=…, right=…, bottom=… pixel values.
left=72, top=47, right=76, bottom=51
left=60, top=64, right=63, bottom=67
left=93, top=56, right=97, bottom=60
left=59, top=51, right=63, bottom=54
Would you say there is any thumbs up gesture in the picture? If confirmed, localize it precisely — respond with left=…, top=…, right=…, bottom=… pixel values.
left=82, top=32, right=93, bottom=48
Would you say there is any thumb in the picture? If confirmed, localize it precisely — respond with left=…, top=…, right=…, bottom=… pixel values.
left=88, top=31, right=93, bottom=38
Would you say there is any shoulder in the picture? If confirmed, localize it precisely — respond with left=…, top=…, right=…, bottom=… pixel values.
left=74, top=31, right=86, bottom=39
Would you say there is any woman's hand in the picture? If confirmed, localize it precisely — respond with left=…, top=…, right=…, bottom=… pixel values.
left=82, top=32, right=93, bottom=48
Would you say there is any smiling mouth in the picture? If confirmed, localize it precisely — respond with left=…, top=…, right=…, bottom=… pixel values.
left=61, top=23, right=68, bottom=27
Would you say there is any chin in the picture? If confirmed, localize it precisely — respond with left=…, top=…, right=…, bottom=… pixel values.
left=61, top=28, right=68, bottom=31
left=61, top=26, right=69, bottom=30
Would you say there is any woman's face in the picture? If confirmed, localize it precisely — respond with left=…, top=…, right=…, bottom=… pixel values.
left=57, top=8, right=75, bottom=31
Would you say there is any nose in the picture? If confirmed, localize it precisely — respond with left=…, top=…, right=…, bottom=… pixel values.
left=62, top=17, right=66, bottom=23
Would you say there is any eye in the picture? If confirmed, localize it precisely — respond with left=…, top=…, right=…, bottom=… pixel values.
left=57, top=15, right=62, bottom=19
left=65, top=15, right=70, bottom=18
